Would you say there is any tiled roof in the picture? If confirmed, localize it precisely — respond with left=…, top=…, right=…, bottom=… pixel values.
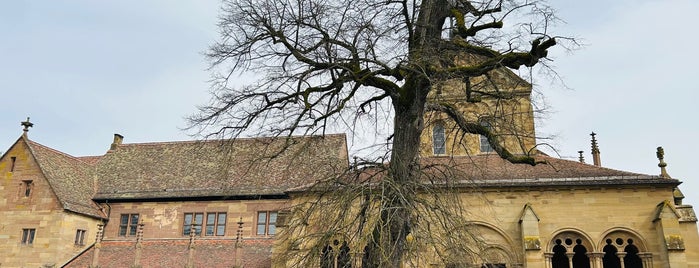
left=420, top=154, right=679, bottom=187
left=25, top=139, right=106, bottom=219
left=93, top=134, right=349, bottom=200
left=292, top=153, right=678, bottom=193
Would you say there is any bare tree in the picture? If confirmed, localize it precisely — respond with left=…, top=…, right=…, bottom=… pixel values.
left=190, top=0, right=570, bottom=267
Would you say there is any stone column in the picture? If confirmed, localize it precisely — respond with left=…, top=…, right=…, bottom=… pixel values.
left=638, top=252, right=653, bottom=268
left=587, top=252, right=604, bottom=268
left=616, top=252, right=627, bottom=268
left=566, top=252, right=574, bottom=268
left=543, top=252, right=553, bottom=268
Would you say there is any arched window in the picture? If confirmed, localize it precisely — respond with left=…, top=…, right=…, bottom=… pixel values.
left=602, top=239, right=621, bottom=268
left=601, top=231, right=649, bottom=268
left=572, top=239, right=590, bottom=268
left=479, top=120, right=493, bottom=153
left=433, top=123, right=446, bottom=155
left=551, top=239, right=569, bottom=268
left=321, top=240, right=352, bottom=268
left=623, top=239, right=642, bottom=268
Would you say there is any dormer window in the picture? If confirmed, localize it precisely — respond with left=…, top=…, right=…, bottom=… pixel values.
left=22, top=180, right=33, bottom=197
left=433, top=123, right=446, bottom=155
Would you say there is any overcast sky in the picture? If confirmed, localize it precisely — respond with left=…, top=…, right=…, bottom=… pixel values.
left=1, top=0, right=697, bottom=205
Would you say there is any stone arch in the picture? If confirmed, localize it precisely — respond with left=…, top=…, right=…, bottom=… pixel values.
left=547, top=228, right=595, bottom=268
left=598, top=228, right=649, bottom=268
left=597, top=228, right=648, bottom=252
left=320, top=234, right=352, bottom=268
left=468, top=221, right=519, bottom=266
left=548, top=228, right=595, bottom=252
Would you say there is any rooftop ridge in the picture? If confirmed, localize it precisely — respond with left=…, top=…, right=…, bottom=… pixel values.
left=114, top=133, right=347, bottom=147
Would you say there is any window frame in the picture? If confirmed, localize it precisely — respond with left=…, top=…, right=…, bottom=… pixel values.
left=205, top=212, right=227, bottom=236
left=432, top=123, right=446, bottom=155
left=183, top=212, right=204, bottom=236
left=118, top=213, right=140, bottom=237
left=75, top=229, right=87, bottom=246
left=479, top=120, right=494, bottom=153
left=21, top=228, right=36, bottom=245
left=22, top=180, right=33, bottom=197
left=256, top=211, right=278, bottom=236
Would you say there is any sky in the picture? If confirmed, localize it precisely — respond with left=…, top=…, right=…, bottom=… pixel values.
left=1, top=1, right=697, bottom=204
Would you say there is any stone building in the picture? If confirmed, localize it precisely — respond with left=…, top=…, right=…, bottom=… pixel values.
left=1, top=67, right=698, bottom=267
left=0, top=126, right=348, bottom=267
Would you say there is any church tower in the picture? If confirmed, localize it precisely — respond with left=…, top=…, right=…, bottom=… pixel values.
left=421, top=53, right=537, bottom=157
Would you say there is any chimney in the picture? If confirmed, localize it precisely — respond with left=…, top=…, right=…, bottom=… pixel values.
left=590, top=132, right=601, bottom=166
left=110, top=134, right=124, bottom=150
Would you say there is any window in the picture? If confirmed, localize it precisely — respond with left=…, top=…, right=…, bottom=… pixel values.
left=257, top=211, right=277, bottom=236
left=321, top=240, right=352, bottom=268
left=21, top=228, right=35, bottom=244
left=10, top=156, right=16, bottom=172
left=118, top=214, right=139, bottom=237
left=205, top=212, right=227, bottom=236
left=183, top=213, right=204, bottom=236
left=75, top=229, right=86, bottom=245
left=22, top=180, right=33, bottom=197
left=479, top=121, right=494, bottom=153
left=433, top=123, right=446, bottom=155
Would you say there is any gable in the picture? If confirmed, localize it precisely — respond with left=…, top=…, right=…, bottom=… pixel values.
left=0, top=137, right=63, bottom=212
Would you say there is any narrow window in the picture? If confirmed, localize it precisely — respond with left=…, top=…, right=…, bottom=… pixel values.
left=433, top=123, right=446, bottom=155
left=22, top=180, right=33, bottom=197
left=75, top=229, right=86, bottom=245
left=118, top=214, right=139, bottom=237
left=256, top=211, right=278, bottom=236
left=205, top=212, right=227, bottom=236
left=21, top=228, right=36, bottom=244
left=183, top=213, right=203, bottom=236
left=10, top=156, right=16, bottom=172
left=479, top=121, right=494, bottom=153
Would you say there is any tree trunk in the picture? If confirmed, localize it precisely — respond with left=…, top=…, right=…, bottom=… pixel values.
left=363, top=78, right=428, bottom=267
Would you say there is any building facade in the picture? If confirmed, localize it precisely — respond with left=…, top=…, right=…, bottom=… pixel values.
left=0, top=66, right=697, bottom=267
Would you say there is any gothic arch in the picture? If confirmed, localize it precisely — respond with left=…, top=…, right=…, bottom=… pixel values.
left=547, top=229, right=595, bottom=268
left=597, top=227, right=648, bottom=252
left=547, top=228, right=595, bottom=252
left=598, top=228, right=649, bottom=268
left=468, top=221, right=520, bottom=266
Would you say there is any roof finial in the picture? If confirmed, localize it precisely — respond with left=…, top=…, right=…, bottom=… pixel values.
left=21, top=117, right=34, bottom=136
left=590, top=132, right=601, bottom=167
left=656, top=146, right=671, bottom=178
left=578, top=151, right=585, bottom=163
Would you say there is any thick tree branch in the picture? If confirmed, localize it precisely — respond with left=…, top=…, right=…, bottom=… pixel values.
left=425, top=102, right=544, bottom=165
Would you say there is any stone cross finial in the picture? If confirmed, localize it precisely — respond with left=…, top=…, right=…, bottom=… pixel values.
left=657, top=146, right=670, bottom=178
left=21, top=117, right=34, bottom=134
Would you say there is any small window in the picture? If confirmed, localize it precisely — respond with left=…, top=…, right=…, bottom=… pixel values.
left=75, top=229, right=87, bottom=245
left=21, top=228, right=36, bottom=244
left=22, top=180, right=33, bottom=197
left=433, top=123, right=446, bottom=155
left=257, top=211, right=278, bottom=236
left=183, top=213, right=204, bottom=236
left=10, top=156, right=16, bottom=172
left=205, top=212, right=227, bottom=236
left=118, top=214, right=139, bottom=237
left=479, top=121, right=494, bottom=153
